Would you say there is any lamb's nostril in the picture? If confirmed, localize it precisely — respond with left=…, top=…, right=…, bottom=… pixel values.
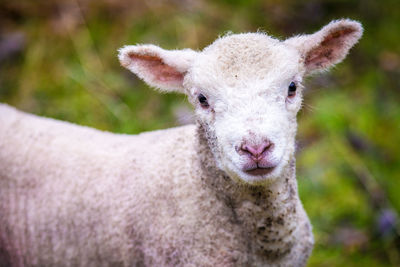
left=240, top=140, right=273, bottom=160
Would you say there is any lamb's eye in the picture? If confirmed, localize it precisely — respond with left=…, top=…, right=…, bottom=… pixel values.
left=288, top=82, right=297, bottom=97
left=198, top=94, right=209, bottom=108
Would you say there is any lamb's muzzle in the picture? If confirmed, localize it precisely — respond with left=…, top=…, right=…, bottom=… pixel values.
left=238, top=139, right=277, bottom=175
left=239, top=139, right=273, bottom=160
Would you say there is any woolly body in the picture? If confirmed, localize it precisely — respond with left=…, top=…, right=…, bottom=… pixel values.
left=0, top=104, right=311, bottom=266
left=0, top=19, right=362, bottom=266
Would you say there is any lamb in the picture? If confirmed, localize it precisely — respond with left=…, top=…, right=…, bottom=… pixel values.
left=0, top=19, right=362, bottom=266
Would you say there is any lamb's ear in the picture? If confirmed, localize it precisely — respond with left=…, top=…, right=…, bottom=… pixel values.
left=285, top=19, right=363, bottom=74
left=118, top=44, right=197, bottom=93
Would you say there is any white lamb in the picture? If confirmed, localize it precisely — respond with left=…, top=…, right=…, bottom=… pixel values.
left=0, top=19, right=362, bottom=266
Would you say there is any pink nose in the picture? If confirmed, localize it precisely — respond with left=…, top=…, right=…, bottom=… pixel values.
left=240, top=140, right=273, bottom=161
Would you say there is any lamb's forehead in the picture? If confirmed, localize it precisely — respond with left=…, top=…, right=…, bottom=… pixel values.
left=189, top=33, right=301, bottom=90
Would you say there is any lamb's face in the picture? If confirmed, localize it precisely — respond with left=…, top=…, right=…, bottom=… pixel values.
left=119, top=19, right=362, bottom=184
left=185, top=34, right=304, bottom=183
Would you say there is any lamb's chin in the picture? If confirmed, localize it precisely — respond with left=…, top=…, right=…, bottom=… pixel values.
left=221, top=163, right=280, bottom=185
left=239, top=170, right=280, bottom=185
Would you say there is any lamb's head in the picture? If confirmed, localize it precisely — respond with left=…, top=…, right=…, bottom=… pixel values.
left=119, top=19, right=362, bottom=184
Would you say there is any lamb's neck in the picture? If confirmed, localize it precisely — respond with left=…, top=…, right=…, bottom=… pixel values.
left=196, top=123, right=302, bottom=260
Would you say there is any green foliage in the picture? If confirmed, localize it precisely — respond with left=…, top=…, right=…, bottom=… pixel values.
left=1, top=0, right=399, bottom=265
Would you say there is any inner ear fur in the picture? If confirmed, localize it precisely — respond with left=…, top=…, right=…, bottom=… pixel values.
left=127, top=53, right=184, bottom=83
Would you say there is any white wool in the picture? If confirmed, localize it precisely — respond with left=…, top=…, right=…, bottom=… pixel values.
left=0, top=19, right=362, bottom=266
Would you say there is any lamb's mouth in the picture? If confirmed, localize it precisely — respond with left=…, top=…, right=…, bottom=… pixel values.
left=244, top=166, right=275, bottom=176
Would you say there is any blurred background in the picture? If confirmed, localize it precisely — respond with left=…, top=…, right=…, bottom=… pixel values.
left=0, top=0, right=399, bottom=266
